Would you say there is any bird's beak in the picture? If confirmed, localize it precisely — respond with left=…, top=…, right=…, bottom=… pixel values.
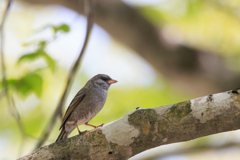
left=108, top=79, right=118, bottom=84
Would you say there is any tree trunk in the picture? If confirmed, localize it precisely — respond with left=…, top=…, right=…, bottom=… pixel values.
left=18, top=89, right=240, bottom=160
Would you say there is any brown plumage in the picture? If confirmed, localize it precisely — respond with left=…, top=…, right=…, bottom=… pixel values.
left=56, top=74, right=117, bottom=142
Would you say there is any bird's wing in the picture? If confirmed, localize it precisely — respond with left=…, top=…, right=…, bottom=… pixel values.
left=59, top=88, right=86, bottom=130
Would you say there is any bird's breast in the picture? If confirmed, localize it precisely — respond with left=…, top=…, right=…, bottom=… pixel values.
left=85, top=88, right=108, bottom=119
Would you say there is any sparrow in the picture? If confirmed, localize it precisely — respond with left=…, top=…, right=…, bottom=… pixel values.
left=56, top=74, right=117, bottom=142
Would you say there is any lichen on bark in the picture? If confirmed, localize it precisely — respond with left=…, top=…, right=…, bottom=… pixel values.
left=165, top=101, right=192, bottom=124
left=128, top=109, right=169, bottom=156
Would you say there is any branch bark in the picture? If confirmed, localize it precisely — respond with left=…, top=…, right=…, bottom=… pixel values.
left=21, top=0, right=240, bottom=95
left=18, top=89, right=240, bottom=160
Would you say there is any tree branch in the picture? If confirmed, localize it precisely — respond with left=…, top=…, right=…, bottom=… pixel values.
left=34, top=0, right=94, bottom=149
left=19, top=89, right=240, bottom=159
left=21, top=0, right=240, bottom=95
left=0, top=0, right=11, bottom=78
left=1, top=1, right=26, bottom=157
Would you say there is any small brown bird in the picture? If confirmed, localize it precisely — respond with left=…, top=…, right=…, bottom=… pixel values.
left=56, top=74, right=117, bottom=142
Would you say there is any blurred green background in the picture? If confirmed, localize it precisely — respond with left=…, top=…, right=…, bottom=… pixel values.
left=1, top=0, right=240, bottom=159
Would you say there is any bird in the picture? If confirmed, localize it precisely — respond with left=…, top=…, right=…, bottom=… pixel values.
left=56, top=74, right=117, bottom=142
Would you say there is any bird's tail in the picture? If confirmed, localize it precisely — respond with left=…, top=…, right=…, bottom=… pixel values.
left=56, top=127, right=71, bottom=142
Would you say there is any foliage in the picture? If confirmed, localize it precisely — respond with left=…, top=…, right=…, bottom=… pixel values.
left=7, top=73, right=43, bottom=98
left=36, top=24, right=70, bottom=39
left=18, top=41, right=55, bottom=73
left=4, top=24, right=70, bottom=99
left=140, top=0, right=240, bottom=56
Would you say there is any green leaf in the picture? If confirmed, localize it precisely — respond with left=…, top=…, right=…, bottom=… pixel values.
left=8, top=79, right=32, bottom=97
left=53, top=26, right=58, bottom=35
left=17, top=52, right=41, bottom=65
left=18, top=41, right=48, bottom=65
left=38, top=41, right=47, bottom=49
left=23, top=73, right=43, bottom=97
left=31, top=24, right=70, bottom=40
left=18, top=49, right=56, bottom=72
left=52, top=24, right=70, bottom=36
left=42, top=51, right=55, bottom=73
left=57, top=24, right=70, bottom=33
left=7, top=73, right=43, bottom=98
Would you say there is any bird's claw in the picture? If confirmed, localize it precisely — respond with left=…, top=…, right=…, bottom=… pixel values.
left=78, top=130, right=87, bottom=135
left=93, top=123, right=104, bottom=128
left=97, top=123, right=104, bottom=128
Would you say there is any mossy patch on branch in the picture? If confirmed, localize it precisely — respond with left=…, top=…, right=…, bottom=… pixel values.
left=128, top=109, right=164, bottom=155
left=165, top=101, right=192, bottom=124
left=128, top=109, right=158, bottom=132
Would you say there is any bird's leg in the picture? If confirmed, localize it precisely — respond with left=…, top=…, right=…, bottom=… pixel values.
left=97, top=123, right=104, bottom=127
left=85, top=123, right=97, bottom=128
left=74, top=122, right=86, bottom=135
left=85, top=123, right=104, bottom=128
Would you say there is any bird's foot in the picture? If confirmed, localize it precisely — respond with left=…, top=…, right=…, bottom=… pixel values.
left=78, top=130, right=87, bottom=135
left=97, top=123, right=104, bottom=128
left=85, top=123, right=104, bottom=128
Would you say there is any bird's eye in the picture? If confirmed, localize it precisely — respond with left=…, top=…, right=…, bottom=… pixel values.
left=102, top=77, right=107, bottom=81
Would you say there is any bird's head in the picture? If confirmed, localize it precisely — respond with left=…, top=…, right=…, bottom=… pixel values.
left=90, top=74, right=117, bottom=90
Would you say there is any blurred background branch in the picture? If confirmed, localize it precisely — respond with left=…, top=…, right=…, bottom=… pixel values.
left=0, top=0, right=26, bottom=156
left=21, top=0, right=240, bottom=95
left=0, top=0, right=10, bottom=86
